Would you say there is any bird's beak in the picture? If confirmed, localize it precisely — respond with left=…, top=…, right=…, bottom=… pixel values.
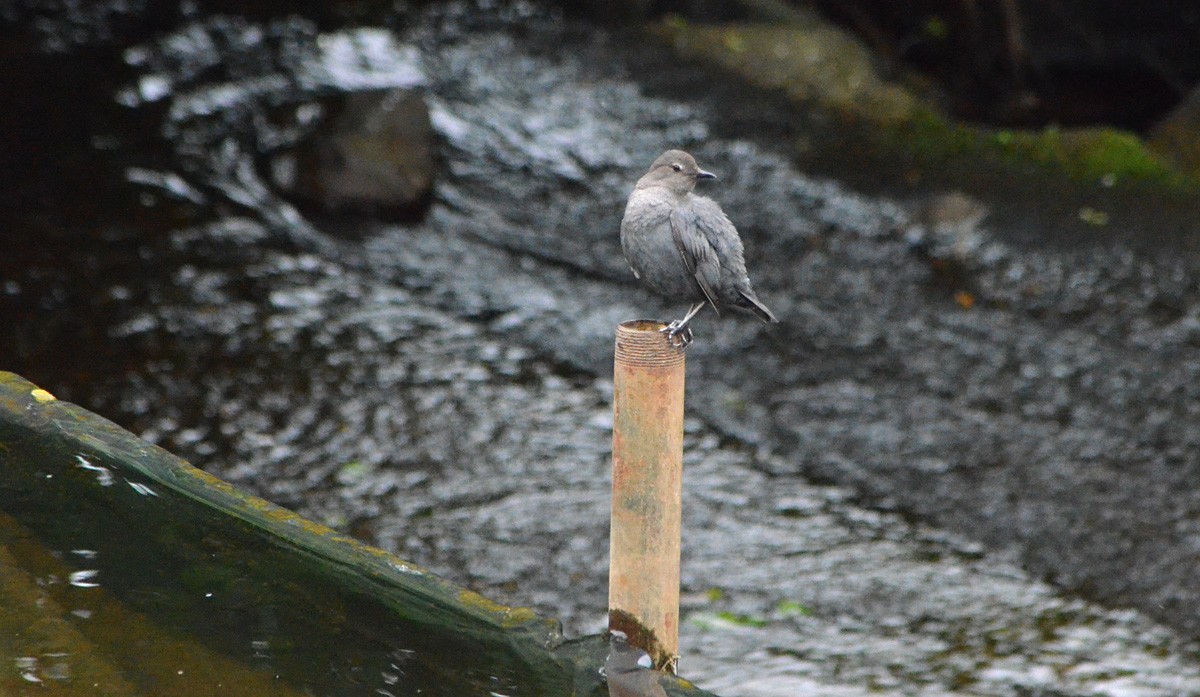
left=696, top=169, right=717, bottom=180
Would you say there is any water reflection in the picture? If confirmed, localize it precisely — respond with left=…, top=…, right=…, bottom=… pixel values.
left=74, top=454, right=114, bottom=487
left=2, top=372, right=665, bottom=696
left=127, top=480, right=159, bottom=496
left=68, top=569, right=101, bottom=588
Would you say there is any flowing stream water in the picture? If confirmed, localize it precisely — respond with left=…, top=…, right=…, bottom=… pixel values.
left=5, top=2, right=1200, bottom=695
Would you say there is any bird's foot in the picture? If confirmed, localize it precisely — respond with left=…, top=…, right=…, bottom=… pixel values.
left=659, top=320, right=693, bottom=349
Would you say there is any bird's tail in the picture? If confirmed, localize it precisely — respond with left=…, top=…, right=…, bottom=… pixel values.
left=738, top=290, right=778, bottom=324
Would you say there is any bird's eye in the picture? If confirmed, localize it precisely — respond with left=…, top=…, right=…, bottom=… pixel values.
left=671, top=163, right=683, bottom=172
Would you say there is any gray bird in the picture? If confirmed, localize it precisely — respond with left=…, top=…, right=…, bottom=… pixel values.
left=620, top=149, right=778, bottom=347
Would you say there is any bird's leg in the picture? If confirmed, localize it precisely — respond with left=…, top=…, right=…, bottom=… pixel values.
left=661, top=302, right=707, bottom=348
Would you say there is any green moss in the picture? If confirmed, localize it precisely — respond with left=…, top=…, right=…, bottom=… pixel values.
left=776, top=599, right=812, bottom=616
left=994, top=126, right=1181, bottom=184
left=868, top=108, right=1188, bottom=188
left=715, top=611, right=768, bottom=628
left=654, top=19, right=1196, bottom=191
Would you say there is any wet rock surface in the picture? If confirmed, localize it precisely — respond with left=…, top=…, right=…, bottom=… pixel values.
left=5, top=2, right=1200, bottom=695
left=274, top=85, right=436, bottom=218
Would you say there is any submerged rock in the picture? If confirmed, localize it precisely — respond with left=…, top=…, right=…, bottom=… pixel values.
left=274, top=87, right=437, bottom=220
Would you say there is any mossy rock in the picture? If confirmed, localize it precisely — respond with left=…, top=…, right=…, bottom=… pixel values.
left=655, top=17, right=1194, bottom=191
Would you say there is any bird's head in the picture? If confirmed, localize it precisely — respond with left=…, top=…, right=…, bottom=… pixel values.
left=637, top=149, right=716, bottom=194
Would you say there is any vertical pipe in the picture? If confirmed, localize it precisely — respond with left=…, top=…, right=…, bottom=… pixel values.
left=608, top=319, right=686, bottom=672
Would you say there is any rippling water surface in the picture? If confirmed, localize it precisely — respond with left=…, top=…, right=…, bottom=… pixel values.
left=5, top=2, right=1200, bottom=695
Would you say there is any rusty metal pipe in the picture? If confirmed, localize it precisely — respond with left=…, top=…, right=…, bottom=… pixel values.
left=608, top=319, right=686, bottom=672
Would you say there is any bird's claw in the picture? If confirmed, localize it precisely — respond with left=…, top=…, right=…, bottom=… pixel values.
left=660, top=321, right=693, bottom=349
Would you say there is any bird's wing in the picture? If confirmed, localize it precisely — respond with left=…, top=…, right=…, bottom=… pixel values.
left=689, top=196, right=779, bottom=324
left=669, top=207, right=721, bottom=314
left=688, top=196, right=750, bottom=279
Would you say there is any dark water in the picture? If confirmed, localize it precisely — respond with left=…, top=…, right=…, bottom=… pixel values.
left=4, top=1, right=1200, bottom=695
left=0, top=406, right=565, bottom=697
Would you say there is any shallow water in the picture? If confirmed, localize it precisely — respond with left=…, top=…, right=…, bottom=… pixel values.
left=5, top=1, right=1200, bottom=695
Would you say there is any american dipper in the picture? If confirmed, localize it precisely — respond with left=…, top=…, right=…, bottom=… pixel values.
left=620, top=150, right=778, bottom=347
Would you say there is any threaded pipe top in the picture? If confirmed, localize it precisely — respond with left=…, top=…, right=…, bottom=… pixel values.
left=614, top=320, right=686, bottom=368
